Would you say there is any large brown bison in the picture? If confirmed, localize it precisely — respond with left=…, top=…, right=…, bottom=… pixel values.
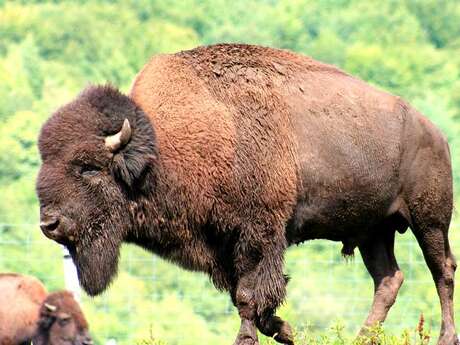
left=0, top=274, right=92, bottom=345
left=36, top=44, right=456, bottom=345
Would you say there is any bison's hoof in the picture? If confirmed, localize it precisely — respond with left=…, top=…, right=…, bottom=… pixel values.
left=437, top=333, right=459, bottom=345
left=262, top=317, right=294, bottom=345
left=234, top=338, right=259, bottom=345
left=273, top=323, right=295, bottom=345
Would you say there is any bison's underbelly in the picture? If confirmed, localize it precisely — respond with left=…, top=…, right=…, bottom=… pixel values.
left=286, top=182, right=399, bottom=244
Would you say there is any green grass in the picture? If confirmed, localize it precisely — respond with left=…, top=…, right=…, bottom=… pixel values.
left=139, top=319, right=433, bottom=345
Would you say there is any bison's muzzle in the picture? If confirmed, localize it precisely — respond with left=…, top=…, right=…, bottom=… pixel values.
left=40, top=209, right=75, bottom=245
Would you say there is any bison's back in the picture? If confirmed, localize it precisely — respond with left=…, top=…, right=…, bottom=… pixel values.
left=130, top=44, right=445, bottom=241
left=0, top=274, right=47, bottom=344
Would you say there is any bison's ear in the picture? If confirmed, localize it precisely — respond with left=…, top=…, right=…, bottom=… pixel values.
left=37, top=310, right=55, bottom=330
left=107, top=118, right=156, bottom=191
left=38, top=315, right=54, bottom=329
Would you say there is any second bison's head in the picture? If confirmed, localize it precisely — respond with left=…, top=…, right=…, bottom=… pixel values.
left=35, top=291, right=92, bottom=345
left=36, top=85, right=157, bottom=295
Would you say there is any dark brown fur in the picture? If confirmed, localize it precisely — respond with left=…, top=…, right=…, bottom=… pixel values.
left=0, top=274, right=91, bottom=345
left=37, top=44, right=456, bottom=345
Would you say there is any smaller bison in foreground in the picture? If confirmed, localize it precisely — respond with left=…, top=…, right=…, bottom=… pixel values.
left=0, top=273, right=92, bottom=345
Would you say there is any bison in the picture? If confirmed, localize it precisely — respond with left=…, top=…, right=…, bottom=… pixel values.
left=0, top=273, right=92, bottom=345
left=36, top=44, right=457, bottom=345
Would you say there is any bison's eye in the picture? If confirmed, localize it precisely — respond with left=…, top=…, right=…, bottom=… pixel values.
left=58, top=316, right=71, bottom=327
left=79, top=164, right=101, bottom=177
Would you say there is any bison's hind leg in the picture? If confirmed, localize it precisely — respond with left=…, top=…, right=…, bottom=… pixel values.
left=409, top=205, right=457, bottom=345
left=358, top=228, right=404, bottom=333
left=402, top=132, right=458, bottom=345
left=406, top=182, right=457, bottom=344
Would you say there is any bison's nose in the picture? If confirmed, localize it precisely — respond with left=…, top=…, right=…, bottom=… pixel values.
left=39, top=216, right=66, bottom=242
left=40, top=217, right=60, bottom=234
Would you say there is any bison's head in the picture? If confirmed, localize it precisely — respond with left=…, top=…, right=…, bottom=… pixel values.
left=34, top=291, right=92, bottom=345
left=36, top=85, right=157, bottom=295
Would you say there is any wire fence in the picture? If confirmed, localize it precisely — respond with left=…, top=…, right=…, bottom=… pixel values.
left=0, top=220, right=459, bottom=344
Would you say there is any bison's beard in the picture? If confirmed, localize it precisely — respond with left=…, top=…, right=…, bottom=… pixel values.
left=68, top=233, right=122, bottom=296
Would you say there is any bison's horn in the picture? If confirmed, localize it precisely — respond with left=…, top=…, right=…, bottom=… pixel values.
left=44, top=303, right=57, bottom=312
left=105, top=119, right=132, bottom=152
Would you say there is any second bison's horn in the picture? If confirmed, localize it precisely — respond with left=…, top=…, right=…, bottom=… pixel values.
left=44, top=303, right=57, bottom=312
left=105, top=118, right=132, bottom=152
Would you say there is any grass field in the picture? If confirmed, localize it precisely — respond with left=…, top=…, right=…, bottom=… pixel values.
left=139, top=321, right=433, bottom=345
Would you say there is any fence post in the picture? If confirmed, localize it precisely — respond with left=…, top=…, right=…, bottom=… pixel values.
left=62, top=246, right=81, bottom=302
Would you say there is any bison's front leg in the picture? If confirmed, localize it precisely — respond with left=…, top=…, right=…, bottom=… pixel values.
left=232, top=226, right=294, bottom=345
left=233, top=275, right=260, bottom=345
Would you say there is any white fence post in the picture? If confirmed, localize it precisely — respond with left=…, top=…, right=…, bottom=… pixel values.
left=62, top=246, right=81, bottom=302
